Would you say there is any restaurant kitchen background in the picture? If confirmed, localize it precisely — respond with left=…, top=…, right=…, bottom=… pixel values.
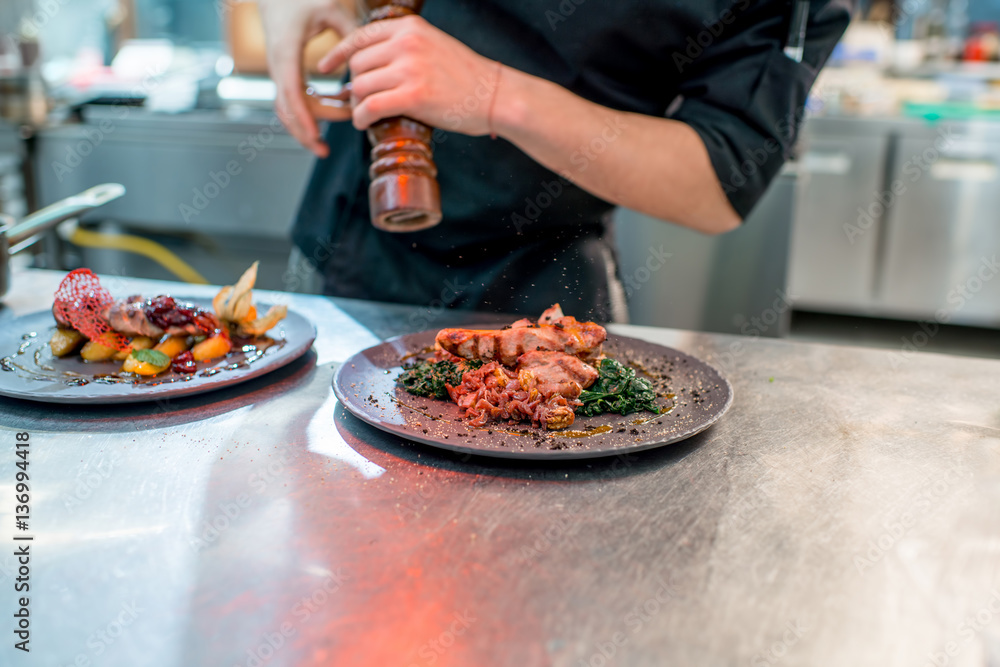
left=2, top=0, right=999, bottom=357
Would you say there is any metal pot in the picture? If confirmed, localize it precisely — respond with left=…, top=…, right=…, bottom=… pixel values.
left=0, top=183, right=126, bottom=300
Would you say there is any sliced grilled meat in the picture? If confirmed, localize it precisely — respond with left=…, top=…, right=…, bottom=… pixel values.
left=516, top=350, right=599, bottom=400
left=447, top=361, right=583, bottom=430
left=105, top=297, right=165, bottom=338
left=444, top=351, right=598, bottom=430
left=101, top=295, right=222, bottom=338
left=435, top=303, right=606, bottom=365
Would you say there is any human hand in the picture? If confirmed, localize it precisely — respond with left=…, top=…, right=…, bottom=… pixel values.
left=317, top=15, right=502, bottom=135
left=258, top=0, right=356, bottom=157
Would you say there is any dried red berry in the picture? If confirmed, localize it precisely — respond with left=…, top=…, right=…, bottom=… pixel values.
left=171, top=350, right=197, bottom=374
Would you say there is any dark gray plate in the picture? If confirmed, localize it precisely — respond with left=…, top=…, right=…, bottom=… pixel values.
left=0, top=299, right=316, bottom=404
left=333, top=330, right=733, bottom=460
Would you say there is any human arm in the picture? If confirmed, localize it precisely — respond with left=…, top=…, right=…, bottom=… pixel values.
left=488, top=71, right=741, bottom=234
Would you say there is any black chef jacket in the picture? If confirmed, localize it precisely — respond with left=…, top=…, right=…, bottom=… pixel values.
left=292, top=0, right=852, bottom=321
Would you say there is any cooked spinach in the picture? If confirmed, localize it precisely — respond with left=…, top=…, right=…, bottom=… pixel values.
left=576, top=358, right=661, bottom=417
left=397, top=359, right=482, bottom=399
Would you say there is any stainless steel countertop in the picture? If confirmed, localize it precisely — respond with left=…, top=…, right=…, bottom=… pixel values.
left=1, top=269, right=998, bottom=667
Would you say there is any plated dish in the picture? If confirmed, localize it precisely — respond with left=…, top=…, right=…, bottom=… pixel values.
left=399, top=305, right=661, bottom=431
left=0, top=265, right=316, bottom=404
left=333, top=306, right=733, bottom=460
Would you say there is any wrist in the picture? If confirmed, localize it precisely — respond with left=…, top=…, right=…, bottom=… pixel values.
left=489, top=65, right=533, bottom=141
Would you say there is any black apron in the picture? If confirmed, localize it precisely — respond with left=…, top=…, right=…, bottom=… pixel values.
left=292, top=0, right=852, bottom=322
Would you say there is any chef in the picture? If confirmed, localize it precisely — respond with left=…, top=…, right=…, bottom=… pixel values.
left=260, top=0, right=853, bottom=321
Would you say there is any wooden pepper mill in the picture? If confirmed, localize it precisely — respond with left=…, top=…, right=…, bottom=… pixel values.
left=363, top=0, right=442, bottom=232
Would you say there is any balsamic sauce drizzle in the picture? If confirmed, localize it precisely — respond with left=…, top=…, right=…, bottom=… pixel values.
left=0, top=330, right=286, bottom=389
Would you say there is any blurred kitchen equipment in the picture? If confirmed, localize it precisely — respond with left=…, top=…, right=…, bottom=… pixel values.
left=892, top=40, right=926, bottom=72
left=0, top=34, right=46, bottom=126
left=0, top=73, right=47, bottom=125
left=0, top=184, right=126, bottom=300
left=963, top=22, right=1000, bottom=62
left=106, top=0, right=137, bottom=60
left=33, top=108, right=308, bottom=288
left=832, top=21, right=895, bottom=69
left=59, top=220, right=208, bottom=285
left=0, top=183, right=212, bottom=300
left=361, top=0, right=442, bottom=232
left=227, top=1, right=341, bottom=75
left=0, top=151, right=26, bottom=221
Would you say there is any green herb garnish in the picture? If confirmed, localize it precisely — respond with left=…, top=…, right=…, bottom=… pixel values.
left=576, top=358, right=661, bottom=417
left=132, top=348, right=170, bottom=367
left=397, top=359, right=483, bottom=399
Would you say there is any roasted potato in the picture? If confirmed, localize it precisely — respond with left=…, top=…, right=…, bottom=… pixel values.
left=80, top=333, right=123, bottom=362
left=154, top=335, right=190, bottom=359
left=191, top=334, right=232, bottom=361
left=49, top=328, right=85, bottom=357
left=113, top=336, right=154, bottom=361
left=121, top=349, right=171, bottom=376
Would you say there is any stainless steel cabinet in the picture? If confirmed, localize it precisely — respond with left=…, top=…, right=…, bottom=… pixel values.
left=31, top=108, right=318, bottom=289
left=34, top=107, right=315, bottom=239
left=615, top=172, right=796, bottom=336
left=788, top=118, right=891, bottom=313
left=789, top=116, right=1000, bottom=329
left=878, top=124, right=1000, bottom=327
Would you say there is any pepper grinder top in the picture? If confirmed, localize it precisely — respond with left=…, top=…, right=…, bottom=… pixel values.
left=364, top=0, right=425, bottom=20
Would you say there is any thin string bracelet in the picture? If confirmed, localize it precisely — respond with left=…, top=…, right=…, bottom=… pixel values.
left=487, top=61, right=503, bottom=140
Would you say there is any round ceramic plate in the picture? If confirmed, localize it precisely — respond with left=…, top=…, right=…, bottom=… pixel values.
left=0, top=299, right=316, bottom=404
left=333, top=330, right=733, bottom=460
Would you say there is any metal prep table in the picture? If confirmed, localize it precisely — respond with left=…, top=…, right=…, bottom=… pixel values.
left=1, top=269, right=998, bottom=667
